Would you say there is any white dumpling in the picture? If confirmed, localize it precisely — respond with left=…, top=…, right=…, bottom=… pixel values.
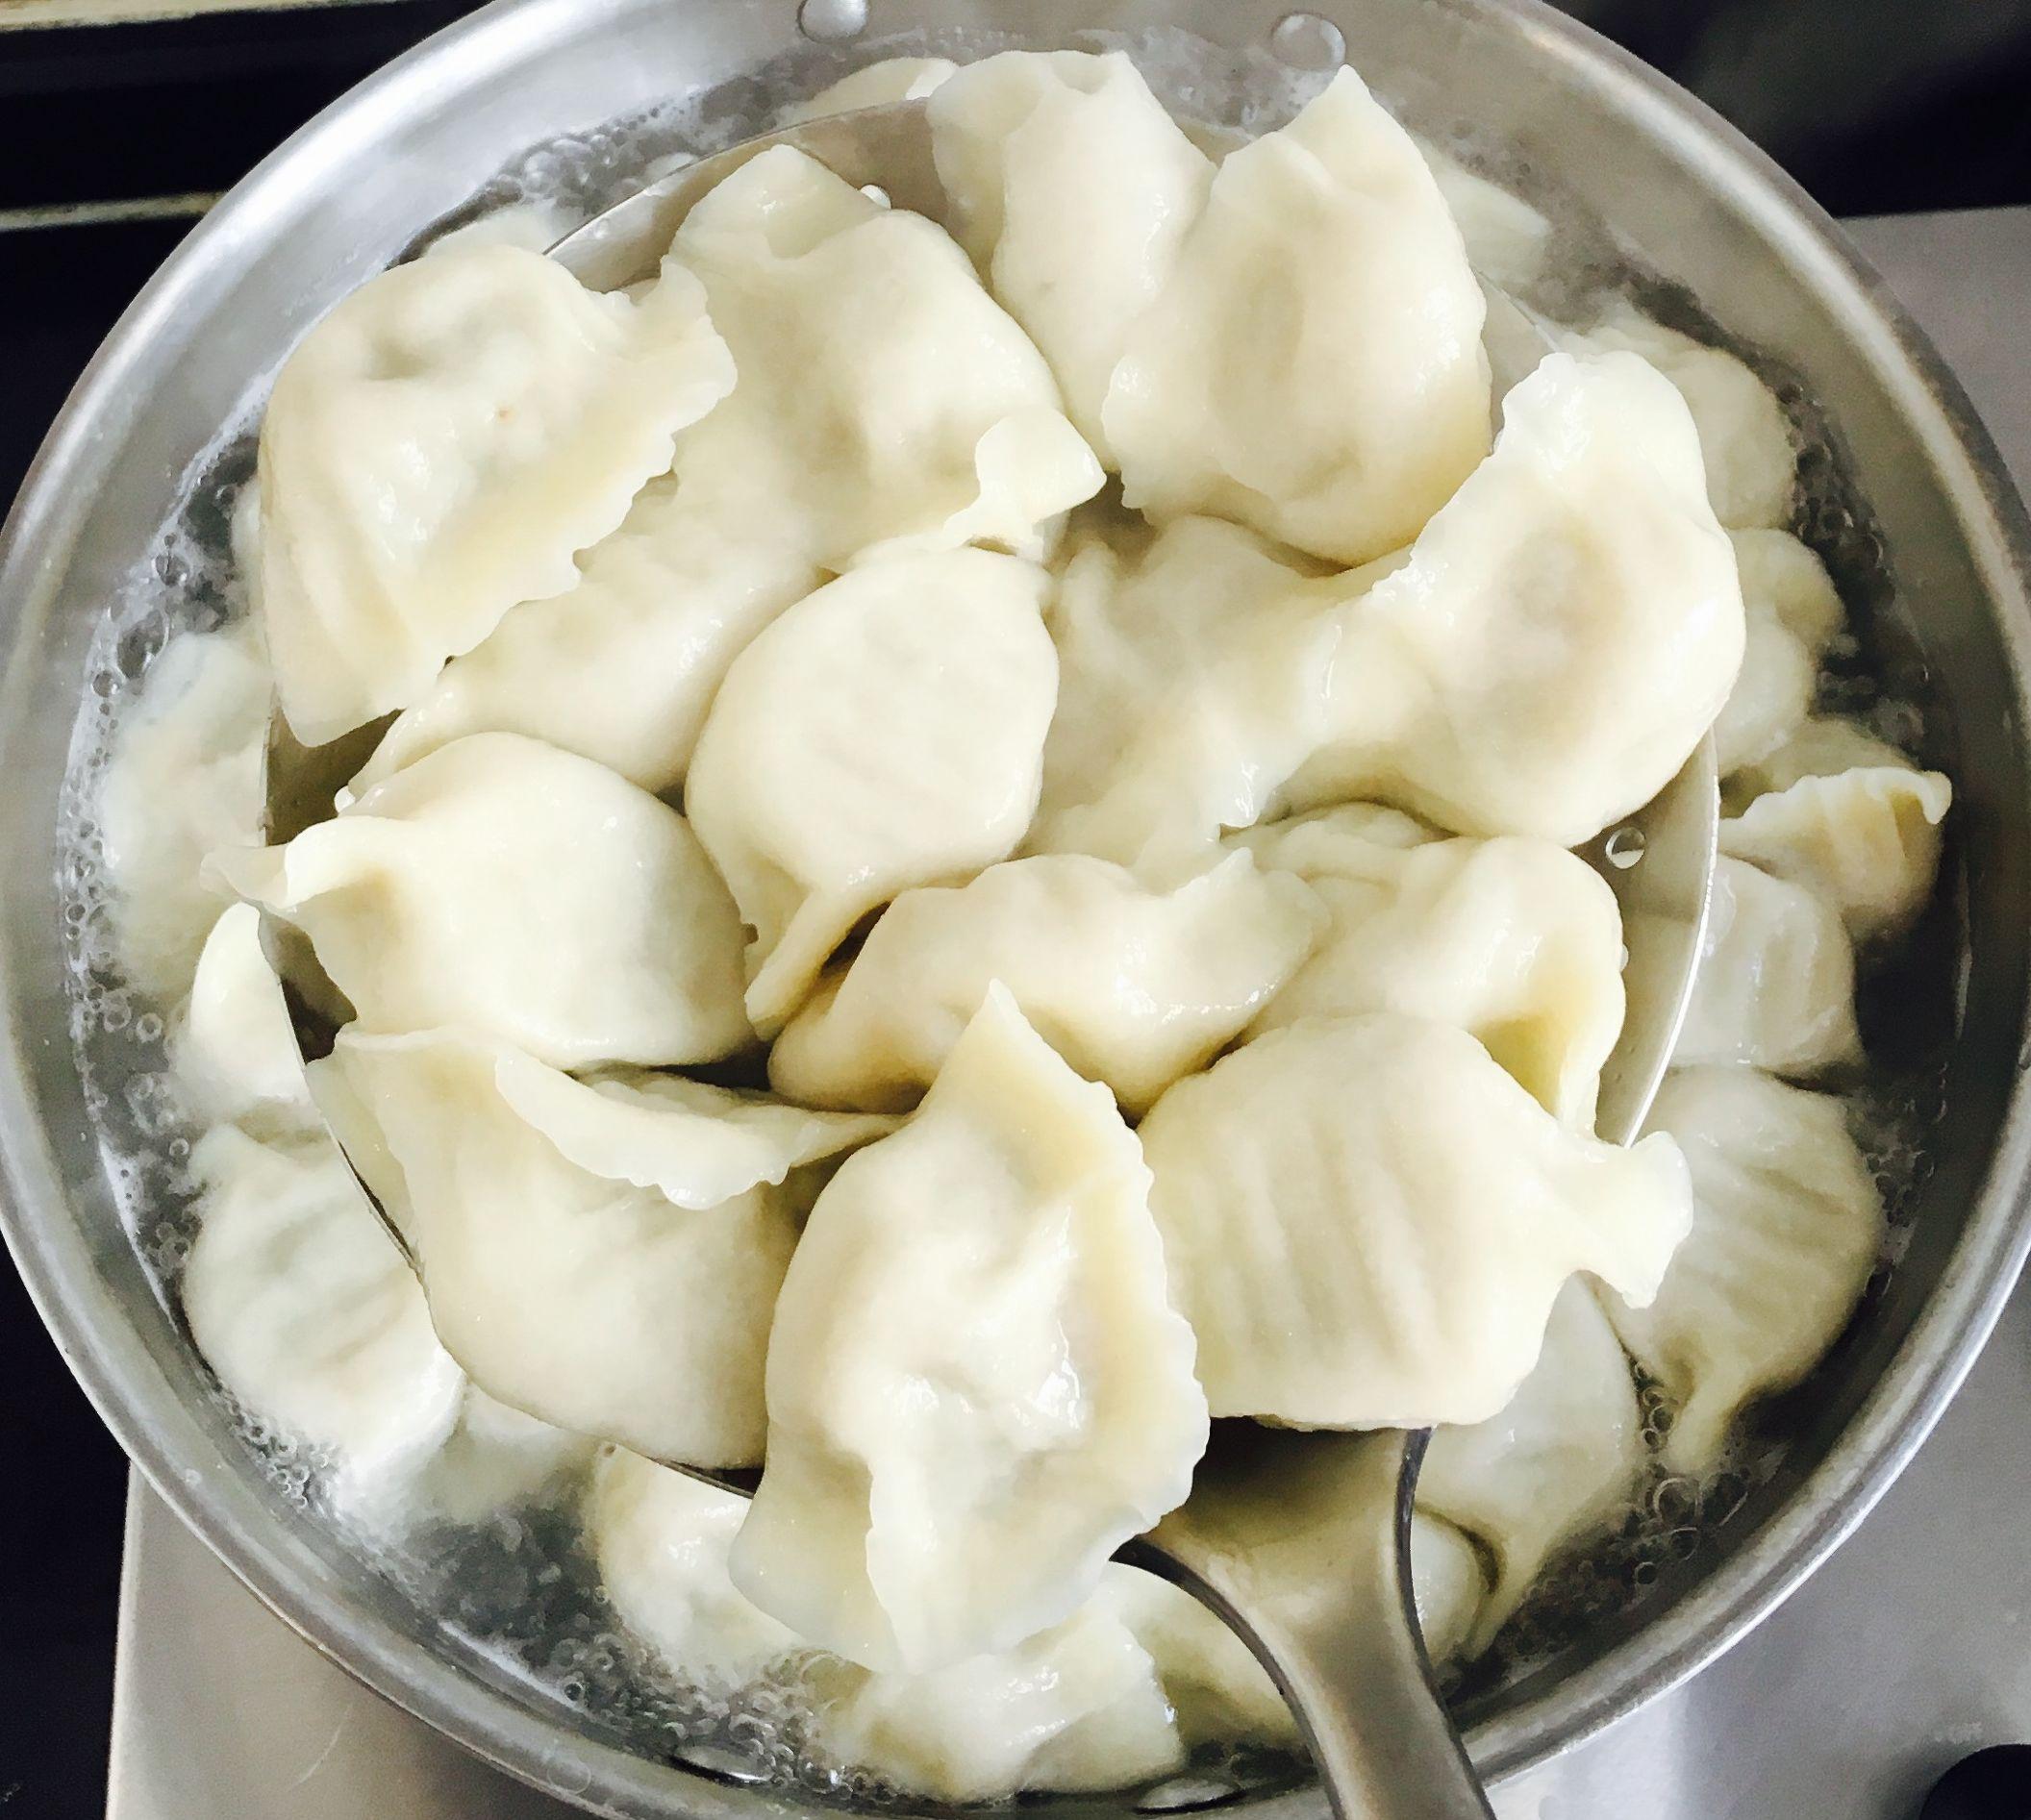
left=770, top=850, right=1323, bottom=1116
left=311, top=1028, right=892, bottom=1465
left=349, top=484, right=819, bottom=796
left=664, top=147, right=1101, bottom=568
left=97, top=622, right=268, bottom=1001
left=182, top=1124, right=464, bottom=1504
left=1425, top=149, right=1553, bottom=294
left=784, top=56, right=958, bottom=122
left=1028, top=516, right=1343, bottom=871
left=1570, top=300, right=1795, bottom=530
left=1105, top=67, right=1490, bottom=564
left=731, top=987, right=1209, bottom=1673
left=1091, top=1571, right=1296, bottom=1755
left=1606, top=1067, right=1884, bottom=1473
left=1139, top=1012, right=1692, bottom=1428
left=172, top=903, right=315, bottom=1134
left=1725, top=713, right=1917, bottom=801
left=1667, top=855, right=1861, bottom=1078
left=208, top=732, right=749, bottom=1068
left=929, top=50, right=1214, bottom=462
left=258, top=244, right=736, bottom=742
left=1720, top=761, right=1951, bottom=943
left=1282, top=351, right=1744, bottom=847
left=686, top=550, right=1059, bottom=1032
left=1417, top=1283, right=1643, bottom=1648
left=1233, top=807, right=1624, bottom=1129
left=1410, top=1513, right=1492, bottom=1666
left=1714, top=530, right=1845, bottom=775
left=406, top=1387, right=596, bottom=1528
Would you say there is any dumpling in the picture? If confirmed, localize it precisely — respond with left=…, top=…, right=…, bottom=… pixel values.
left=664, top=146, right=1101, bottom=568
left=784, top=56, right=958, bottom=122
left=97, top=621, right=268, bottom=1002
left=181, top=1124, right=464, bottom=1505
left=209, top=732, right=749, bottom=1068
left=173, top=903, right=315, bottom=1134
left=1667, top=855, right=1861, bottom=1078
left=1233, top=807, right=1624, bottom=1129
left=769, top=850, right=1324, bottom=1116
left=1104, top=67, right=1491, bottom=564
left=1425, top=149, right=1553, bottom=294
left=1606, top=1068, right=1884, bottom=1473
left=929, top=50, right=1214, bottom=462
left=1027, top=515, right=1344, bottom=871
left=405, top=1386, right=596, bottom=1528
left=1410, top=1514, right=1492, bottom=1665
left=1714, top=530, right=1845, bottom=775
left=1719, top=760, right=1951, bottom=943
left=349, top=485, right=819, bottom=796
left=1138, top=1012, right=1692, bottom=1428
left=731, top=987, right=1209, bottom=1673
left=1569, top=300, right=1794, bottom=530
left=1725, top=714, right=1917, bottom=801
left=258, top=243, right=736, bottom=743
left=1417, top=1283, right=1643, bottom=1648
left=686, top=550, right=1059, bottom=1032
left=1281, top=351, right=1744, bottom=848
left=311, top=1029, right=893, bottom=1466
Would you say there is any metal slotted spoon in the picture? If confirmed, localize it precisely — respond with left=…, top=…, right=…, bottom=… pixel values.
left=256, top=99, right=1721, bottom=1820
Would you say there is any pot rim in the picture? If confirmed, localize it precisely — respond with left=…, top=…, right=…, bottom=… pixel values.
left=3, top=0, right=2030, bottom=1812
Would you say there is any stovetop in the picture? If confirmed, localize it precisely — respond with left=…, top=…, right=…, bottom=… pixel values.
left=79, top=206, right=2031, bottom=1820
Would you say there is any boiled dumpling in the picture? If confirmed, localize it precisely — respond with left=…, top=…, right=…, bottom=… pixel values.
left=1425, top=149, right=1553, bottom=294
left=97, top=621, right=267, bottom=1001
left=1714, top=530, right=1845, bottom=775
left=1410, top=1514, right=1492, bottom=1665
left=1719, top=760, right=1951, bottom=943
left=1725, top=714, right=1916, bottom=801
left=1028, top=515, right=1344, bottom=871
left=664, top=147, right=1101, bottom=568
left=310, top=1028, right=892, bottom=1465
left=1233, top=807, right=1624, bottom=1129
left=1569, top=300, right=1794, bottom=529
left=182, top=1124, right=464, bottom=1507
left=930, top=50, right=1214, bottom=462
left=1281, top=351, right=1744, bottom=848
left=731, top=987, right=1209, bottom=1672
left=1139, top=1012, right=1692, bottom=1428
left=209, top=732, right=749, bottom=1068
left=1604, top=1067, right=1884, bottom=1472
left=1667, top=855, right=1861, bottom=1078
left=1417, top=1283, right=1643, bottom=1648
left=1105, top=67, right=1490, bottom=564
left=785, top=56, right=959, bottom=122
left=405, top=1386, right=596, bottom=1529
left=258, top=243, right=736, bottom=743
left=173, top=903, right=315, bottom=1134
left=686, top=550, right=1059, bottom=1032
left=770, top=850, right=1323, bottom=1116
left=349, top=484, right=819, bottom=796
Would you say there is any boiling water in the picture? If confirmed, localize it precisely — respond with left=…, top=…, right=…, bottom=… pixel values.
left=51, top=25, right=1953, bottom=1807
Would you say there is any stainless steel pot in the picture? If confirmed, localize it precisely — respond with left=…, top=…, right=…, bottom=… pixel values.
left=3, top=2, right=2029, bottom=1814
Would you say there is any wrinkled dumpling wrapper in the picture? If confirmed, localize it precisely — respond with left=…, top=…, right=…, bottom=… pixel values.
left=209, top=732, right=749, bottom=1069
left=1283, top=350, right=1745, bottom=848
left=1714, top=530, right=1845, bottom=775
left=930, top=50, right=1214, bottom=463
left=771, top=849, right=1323, bottom=1116
left=350, top=483, right=820, bottom=796
left=1105, top=67, right=1491, bottom=564
left=664, top=146, right=1101, bottom=568
left=687, top=549, right=1059, bottom=1032
left=732, top=987, right=1210, bottom=1672
left=258, top=243, right=735, bottom=742
left=1140, top=1012, right=1692, bottom=1428
left=1233, top=806, right=1624, bottom=1129
left=1605, top=1067, right=1885, bottom=1472
left=784, top=56, right=958, bottom=123
left=310, top=1028, right=892, bottom=1465
left=1418, top=1282, right=1642, bottom=1648
left=1666, top=855, right=1861, bottom=1078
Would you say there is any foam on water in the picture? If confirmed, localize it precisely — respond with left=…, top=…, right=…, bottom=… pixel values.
left=49, top=25, right=1953, bottom=1803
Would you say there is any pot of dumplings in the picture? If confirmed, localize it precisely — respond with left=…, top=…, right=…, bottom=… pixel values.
left=2, top=0, right=2026, bottom=1812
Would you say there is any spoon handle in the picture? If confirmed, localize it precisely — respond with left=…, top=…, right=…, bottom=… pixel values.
left=1130, top=1428, right=1493, bottom=1820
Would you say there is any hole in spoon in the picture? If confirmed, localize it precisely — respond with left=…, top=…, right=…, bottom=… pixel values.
left=1267, top=12, right=1347, bottom=71
left=1136, top=1773, right=1245, bottom=1812
left=1604, top=825, right=1646, bottom=868
left=675, top=1740, right=772, bottom=1785
left=796, top=0, right=867, bottom=42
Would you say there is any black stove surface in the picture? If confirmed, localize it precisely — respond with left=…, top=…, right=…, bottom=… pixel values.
left=2, top=6, right=2028, bottom=1816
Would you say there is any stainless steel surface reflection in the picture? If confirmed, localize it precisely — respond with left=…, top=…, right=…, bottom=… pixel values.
left=100, top=206, right=2031, bottom=1820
